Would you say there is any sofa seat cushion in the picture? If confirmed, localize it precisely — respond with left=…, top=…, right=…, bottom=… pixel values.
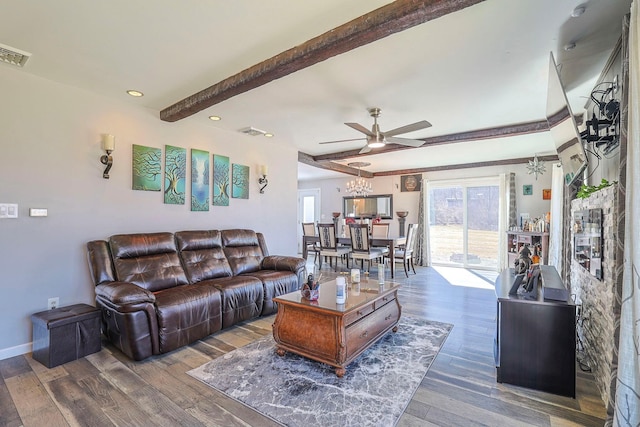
left=153, top=284, right=222, bottom=353
left=244, top=270, right=299, bottom=316
left=210, top=276, right=264, bottom=328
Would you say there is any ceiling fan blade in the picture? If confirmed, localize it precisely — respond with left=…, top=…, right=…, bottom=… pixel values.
left=359, top=145, right=373, bottom=154
left=383, top=120, right=432, bottom=137
left=319, top=137, right=367, bottom=144
left=386, top=136, right=426, bottom=147
left=345, top=122, right=376, bottom=137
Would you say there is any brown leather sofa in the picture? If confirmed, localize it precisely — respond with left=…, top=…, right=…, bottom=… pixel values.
left=86, top=229, right=305, bottom=361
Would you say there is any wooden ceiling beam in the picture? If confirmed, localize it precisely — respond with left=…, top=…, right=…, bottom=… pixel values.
left=298, top=152, right=373, bottom=177
left=371, top=155, right=559, bottom=176
left=313, top=120, right=550, bottom=161
left=160, top=0, right=485, bottom=122
left=300, top=119, right=561, bottom=177
left=301, top=148, right=559, bottom=178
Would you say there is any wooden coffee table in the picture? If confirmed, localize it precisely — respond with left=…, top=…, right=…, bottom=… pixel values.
left=272, top=278, right=401, bottom=377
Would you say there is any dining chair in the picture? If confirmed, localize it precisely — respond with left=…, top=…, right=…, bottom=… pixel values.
left=392, top=223, right=418, bottom=277
left=317, top=223, right=350, bottom=271
left=371, top=223, right=390, bottom=238
left=349, top=223, right=389, bottom=272
left=301, top=222, right=319, bottom=264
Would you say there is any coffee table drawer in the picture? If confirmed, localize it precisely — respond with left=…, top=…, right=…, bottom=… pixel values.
left=343, top=302, right=375, bottom=326
left=374, top=294, right=395, bottom=310
left=345, top=301, right=400, bottom=360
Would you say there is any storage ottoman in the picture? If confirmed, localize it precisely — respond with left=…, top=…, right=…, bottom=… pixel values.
left=31, top=303, right=101, bottom=368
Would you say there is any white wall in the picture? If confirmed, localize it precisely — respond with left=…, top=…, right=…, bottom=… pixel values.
left=299, top=163, right=554, bottom=234
left=0, top=66, right=299, bottom=358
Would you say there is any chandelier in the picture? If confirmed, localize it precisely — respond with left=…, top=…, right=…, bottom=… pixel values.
left=346, top=162, right=373, bottom=196
left=527, top=154, right=546, bottom=180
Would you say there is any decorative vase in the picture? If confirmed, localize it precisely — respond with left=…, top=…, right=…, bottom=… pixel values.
left=301, top=283, right=319, bottom=301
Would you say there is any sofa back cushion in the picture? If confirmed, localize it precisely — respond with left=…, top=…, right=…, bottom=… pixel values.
left=175, top=230, right=233, bottom=283
left=221, top=229, right=264, bottom=275
left=109, top=232, right=188, bottom=292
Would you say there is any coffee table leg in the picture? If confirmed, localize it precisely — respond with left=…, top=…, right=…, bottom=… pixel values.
left=392, top=326, right=398, bottom=333
left=335, top=367, right=346, bottom=377
left=276, top=347, right=286, bottom=357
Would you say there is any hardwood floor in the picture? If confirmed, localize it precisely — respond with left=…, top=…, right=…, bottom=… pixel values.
left=0, top=263, right=606, bottom=427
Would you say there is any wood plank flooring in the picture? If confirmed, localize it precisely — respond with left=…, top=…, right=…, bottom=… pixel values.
left=0, top=263, right=606, bottom=426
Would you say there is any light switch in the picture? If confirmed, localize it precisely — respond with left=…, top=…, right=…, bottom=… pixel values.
left=30, top=208, right=48, bottom=217
left=0, top=203, right=18, bottom=219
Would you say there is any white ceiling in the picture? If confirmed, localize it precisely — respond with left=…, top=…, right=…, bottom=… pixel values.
left=1, top=0, right=631, bottom=181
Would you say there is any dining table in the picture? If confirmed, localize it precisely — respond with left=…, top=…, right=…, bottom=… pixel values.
left=302, top=234, right=407, bottom=278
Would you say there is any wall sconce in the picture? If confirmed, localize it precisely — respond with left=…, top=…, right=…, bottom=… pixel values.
left=258, top=165, right=268, bottom=194
left=100, top=134, right=115, bottom=179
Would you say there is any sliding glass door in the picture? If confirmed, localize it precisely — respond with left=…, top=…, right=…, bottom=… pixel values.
left=427, top=178, right=500, bottom=270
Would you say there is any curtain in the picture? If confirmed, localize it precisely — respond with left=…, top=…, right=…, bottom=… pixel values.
left=499, top=173, right=513, bottom=271
left=508, top=172, right=517, bottom=228
left=548, top=162, right=564, bottom=271
left=612, top=7, right=639, bottom=426
left=415, top=178, right=428, bottom=266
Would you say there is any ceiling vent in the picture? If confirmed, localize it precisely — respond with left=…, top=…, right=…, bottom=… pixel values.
left=0, top=43, right=31, bottom=68
left=240, top=127, right=267, bottom=136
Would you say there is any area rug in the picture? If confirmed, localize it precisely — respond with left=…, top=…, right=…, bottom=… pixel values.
left=187, top=316, right=452, bottom=427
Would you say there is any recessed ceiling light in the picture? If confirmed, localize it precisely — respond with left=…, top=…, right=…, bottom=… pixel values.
left=126, top=90, right=144, bottom=97
left=208, top=115, right=221, bottom=121
left=264, top=133, right=274, bottom=138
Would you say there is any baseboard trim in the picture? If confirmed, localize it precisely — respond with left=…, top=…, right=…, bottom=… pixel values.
left=0, top=342, right=32, bottom=360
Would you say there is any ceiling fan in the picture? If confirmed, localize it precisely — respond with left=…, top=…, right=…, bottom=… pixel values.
left=319, top=107, right=432, bottom=154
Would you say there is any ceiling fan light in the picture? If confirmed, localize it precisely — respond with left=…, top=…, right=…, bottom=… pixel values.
left=367, top=140, right=385, bottom=148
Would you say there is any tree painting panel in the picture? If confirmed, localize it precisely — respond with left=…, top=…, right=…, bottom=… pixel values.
left=191, top=149, right=210, bottom=211
left=212, top=154, right=230, bottom=206
left=231, top=163, right=249, bottom=199
left=132, top=145, right=162, bottom=191
left=164, top=145, right=186, bottom=204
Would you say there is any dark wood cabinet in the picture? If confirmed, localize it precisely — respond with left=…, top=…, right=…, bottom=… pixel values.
left=494, top=267, right=576, bottom=398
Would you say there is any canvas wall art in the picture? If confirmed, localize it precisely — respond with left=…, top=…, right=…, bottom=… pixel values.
left=213, top=154, right=230, bottom=206
left=132, top=144, right=162, bottom=191
left=164, top=145, right=186, bottom=204
left=191, top=149, right=210, bottom=211
left=231, top=163, right=249, bottom=199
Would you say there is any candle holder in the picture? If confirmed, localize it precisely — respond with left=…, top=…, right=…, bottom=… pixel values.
left=396, top=211, right=408, bottom=237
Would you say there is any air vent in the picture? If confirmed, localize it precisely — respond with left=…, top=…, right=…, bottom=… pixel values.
left=0, top=43, right=31, bottom=68
left=240, top=127, right=267, bottom=136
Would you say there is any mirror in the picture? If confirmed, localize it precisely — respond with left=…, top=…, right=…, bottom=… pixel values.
left=343, top=194, right=393, bottom=219
left=574, top=208, right=602, bottom=280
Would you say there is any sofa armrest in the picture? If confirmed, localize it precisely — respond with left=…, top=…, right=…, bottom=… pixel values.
left=262, top=255, right=305, bottom=273
left=96, top=282, right=156, bottom=306
left=262, top=255, right=306, bottom=290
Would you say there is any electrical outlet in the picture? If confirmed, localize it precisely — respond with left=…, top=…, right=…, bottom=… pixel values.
left=48, top=297, right=59, bottom=310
